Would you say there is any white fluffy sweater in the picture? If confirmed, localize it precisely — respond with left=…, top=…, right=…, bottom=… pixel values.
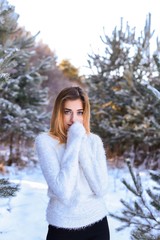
left=35, top=122, right=108, bottom=229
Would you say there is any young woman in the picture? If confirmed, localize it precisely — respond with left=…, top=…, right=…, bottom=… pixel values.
left=35, top=86, right=110, bottom=240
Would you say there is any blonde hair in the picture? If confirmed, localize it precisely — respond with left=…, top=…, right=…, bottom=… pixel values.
left=49, top=86, right=90, bottom=143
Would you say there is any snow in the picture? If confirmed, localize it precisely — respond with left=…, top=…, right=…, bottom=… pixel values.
left=0, top=165, right=139, bottom=240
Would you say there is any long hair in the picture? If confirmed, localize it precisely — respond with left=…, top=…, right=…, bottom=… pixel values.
left=49, top=86, right=90, bottom=143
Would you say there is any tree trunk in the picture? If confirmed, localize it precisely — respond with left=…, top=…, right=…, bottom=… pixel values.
left=7, top=134, right=13, bottom=166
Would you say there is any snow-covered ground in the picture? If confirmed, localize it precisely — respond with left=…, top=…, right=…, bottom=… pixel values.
left=0, top=164, right=142, bottom=240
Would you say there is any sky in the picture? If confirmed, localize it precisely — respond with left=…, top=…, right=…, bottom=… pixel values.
left=9, top=0, right=160, bottom=74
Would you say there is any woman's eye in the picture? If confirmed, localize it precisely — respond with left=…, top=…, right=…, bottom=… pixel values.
left=64, top=110, right=71, bottom=115
left=77, top=111, right=83, bottom=115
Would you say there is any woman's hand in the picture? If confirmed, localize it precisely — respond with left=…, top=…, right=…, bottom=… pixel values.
left=67, top=121, right=86, bottom=140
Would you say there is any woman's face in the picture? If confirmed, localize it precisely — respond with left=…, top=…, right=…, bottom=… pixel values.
left=63, top=99, right=84, bottom=131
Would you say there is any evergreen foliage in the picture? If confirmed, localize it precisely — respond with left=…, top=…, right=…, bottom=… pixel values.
left=109, top=160, right=160, bottom=239
left=58, top=59, right=81, bottom=82
left=0, top=178, right=19, bottom=198
left=86, top=13, right=160, bottom=168
left=0, top=0, right=18, bottom=85
left=109, top=63, right=160, bottom=239
left=0, top=0, right=20, bottom=207
left=0, top=0, right=54, bottom=165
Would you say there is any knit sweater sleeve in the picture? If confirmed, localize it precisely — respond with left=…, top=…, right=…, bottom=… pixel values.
left=35, top=122, right=85, bottom=204
left=79, top=134, right=108, bottom=197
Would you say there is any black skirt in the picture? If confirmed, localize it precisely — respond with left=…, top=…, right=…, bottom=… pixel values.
left=46, top=217, right=110, bottom=240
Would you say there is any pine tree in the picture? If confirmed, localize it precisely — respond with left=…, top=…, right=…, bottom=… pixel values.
left=109, top=160, right=160, bottom=240
left=58, top=59, right=82, bottom=83
left=0, top=0, right=54, bottom=165
left=86, top=13, right=160, bottom=168
left=109, top=85, right=160, bottom=239
left=0, top=0, right=20, bottom=203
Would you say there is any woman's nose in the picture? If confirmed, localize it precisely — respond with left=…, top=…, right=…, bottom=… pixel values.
left=71, top=113, right=77, bottom=123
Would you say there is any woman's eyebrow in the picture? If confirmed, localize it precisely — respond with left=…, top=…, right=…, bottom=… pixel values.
left=64, top=108, right=83, bottom=111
